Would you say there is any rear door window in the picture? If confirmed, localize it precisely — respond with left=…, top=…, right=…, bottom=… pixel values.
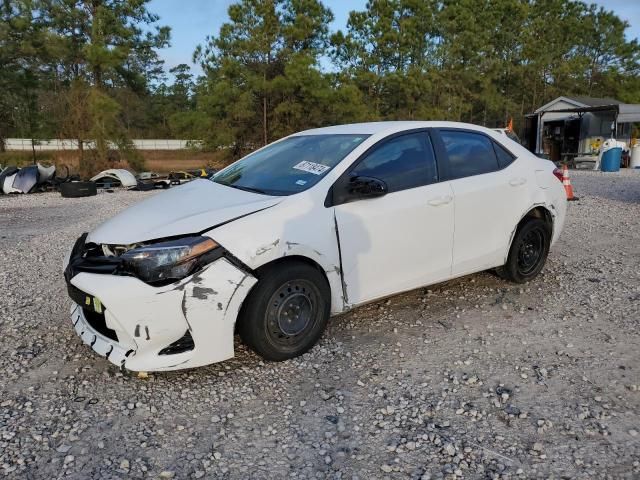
left=439, top=130, right=499, bottom=179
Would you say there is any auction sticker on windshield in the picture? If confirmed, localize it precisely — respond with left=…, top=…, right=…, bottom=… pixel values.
left=293, top=161, right=330, bottom=175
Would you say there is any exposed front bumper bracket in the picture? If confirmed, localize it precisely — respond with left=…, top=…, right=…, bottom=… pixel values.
left=71, top=304, right=131, bottom=367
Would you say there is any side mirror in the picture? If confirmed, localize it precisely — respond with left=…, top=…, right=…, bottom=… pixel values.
left=347, top=175, right=388, bottom=199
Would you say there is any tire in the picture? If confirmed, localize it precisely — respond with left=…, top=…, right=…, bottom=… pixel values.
left=238, top=262, right=331, bottom=361
left=134, top=181, right=155, bottom=191
left=497, top=218, right=551, bottom=283
left=59, top=181, right=97, bottom=198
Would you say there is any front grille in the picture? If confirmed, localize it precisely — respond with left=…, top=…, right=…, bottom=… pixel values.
left=67, top=282, right=89, bottom=307
left=65, top=233, right=123, bottom=281
left=159, top=330, right=194, bottom=355
left=73, top=255, right=122, bottom=274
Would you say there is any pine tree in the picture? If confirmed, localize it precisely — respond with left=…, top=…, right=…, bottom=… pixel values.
left=45, top=0, right=169, bottom=175
left=194, top=0, right=340, bottom=157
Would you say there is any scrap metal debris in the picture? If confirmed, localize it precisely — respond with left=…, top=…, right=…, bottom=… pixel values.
left=1, top=163, right=76, bottom=194
left=1, top=161, right=218, bottom=198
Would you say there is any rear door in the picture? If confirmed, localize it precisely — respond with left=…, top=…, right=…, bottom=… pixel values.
left=433, top=129, right=531, bottom=276
left=332, top=130, right=455, bottom=305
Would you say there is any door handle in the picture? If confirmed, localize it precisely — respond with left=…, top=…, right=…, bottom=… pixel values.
left=509, top=177, right=526, bottom=187
left=428, top=195, right=453, bottom=206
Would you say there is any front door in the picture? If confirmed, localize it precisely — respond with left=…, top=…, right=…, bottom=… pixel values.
left=332, top=131, right=455, bottom=305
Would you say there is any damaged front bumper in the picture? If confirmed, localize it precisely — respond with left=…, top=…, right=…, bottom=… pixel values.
left=67, top=257, right=257, bottom=372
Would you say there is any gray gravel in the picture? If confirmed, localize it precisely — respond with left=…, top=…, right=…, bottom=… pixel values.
left=1, top=170, right=639, bottom=479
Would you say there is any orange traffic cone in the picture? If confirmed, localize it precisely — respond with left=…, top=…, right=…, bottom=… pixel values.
left=562, top=164, right=578, bottom=201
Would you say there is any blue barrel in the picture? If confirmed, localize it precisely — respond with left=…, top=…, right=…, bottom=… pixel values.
left=601, top=147, right=622, bottom=172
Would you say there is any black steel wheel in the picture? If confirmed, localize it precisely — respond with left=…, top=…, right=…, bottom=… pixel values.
left=238, top=262, right=330, bottom=361
left=497, top=218, right=551, bottom=283
left=517, top=228, right=544, bottom=275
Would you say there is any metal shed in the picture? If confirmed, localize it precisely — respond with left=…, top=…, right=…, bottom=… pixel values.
left=524, top=96, right=640, bottom=163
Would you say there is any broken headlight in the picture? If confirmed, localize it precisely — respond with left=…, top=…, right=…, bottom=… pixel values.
left=120, top=236, right=219, bottom=285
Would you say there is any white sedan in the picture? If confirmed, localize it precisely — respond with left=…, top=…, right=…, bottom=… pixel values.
left=64, top=122, right=567, bottom=371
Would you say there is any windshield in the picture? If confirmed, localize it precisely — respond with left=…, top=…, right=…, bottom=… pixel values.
left=213, top=134, right=369, bottom=196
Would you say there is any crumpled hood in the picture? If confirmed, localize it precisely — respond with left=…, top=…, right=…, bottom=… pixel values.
left=87, top=179, right=281, bottom=245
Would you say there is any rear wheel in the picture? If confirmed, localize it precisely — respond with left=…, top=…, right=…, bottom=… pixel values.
left=237, top=262, right=330, bottom=361
left=497, top=218, right=551, bottom=283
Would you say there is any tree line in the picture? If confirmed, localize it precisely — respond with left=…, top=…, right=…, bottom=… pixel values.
left=1, top=0, right=639, bottom=174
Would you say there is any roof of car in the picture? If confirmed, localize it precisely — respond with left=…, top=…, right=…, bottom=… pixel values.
left=294, top=121, right=492, bottom=136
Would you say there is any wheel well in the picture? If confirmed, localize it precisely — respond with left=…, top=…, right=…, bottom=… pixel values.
left=255, top=255, right=330, bottom=287
left=521, top=206, right=553, bottom=231
left=236, top=255, right=332, bottom=333
left=501, top=206, right=554, bottom=267
left=507, top=206, right=553, bottom=254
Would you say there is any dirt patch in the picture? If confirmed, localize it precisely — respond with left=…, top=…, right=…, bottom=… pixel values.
left=1, top=149, right=230, bottom=174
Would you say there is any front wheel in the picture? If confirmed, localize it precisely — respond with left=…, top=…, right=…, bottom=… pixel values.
left=497, top=218, right=551, bottom=283
left=237, top=262, right=331, bottom=361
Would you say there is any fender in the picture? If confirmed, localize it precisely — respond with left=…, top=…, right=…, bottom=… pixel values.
left=209, top=195, right=346, bottom=314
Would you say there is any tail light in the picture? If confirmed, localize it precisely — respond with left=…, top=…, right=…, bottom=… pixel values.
left=552, top=168, right=564, bottom=183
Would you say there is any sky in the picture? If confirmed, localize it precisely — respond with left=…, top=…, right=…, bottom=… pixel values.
left=147, top=0, right=640, bottom=78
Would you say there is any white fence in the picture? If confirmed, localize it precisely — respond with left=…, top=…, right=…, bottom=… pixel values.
left=5, top=138, right=198, bottom=151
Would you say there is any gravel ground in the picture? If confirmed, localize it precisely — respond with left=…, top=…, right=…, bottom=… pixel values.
left=0, top=170, right=639, bottom=479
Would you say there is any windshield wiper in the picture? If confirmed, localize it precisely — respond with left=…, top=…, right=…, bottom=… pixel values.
left=225, top=184, right=269, bottom=195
